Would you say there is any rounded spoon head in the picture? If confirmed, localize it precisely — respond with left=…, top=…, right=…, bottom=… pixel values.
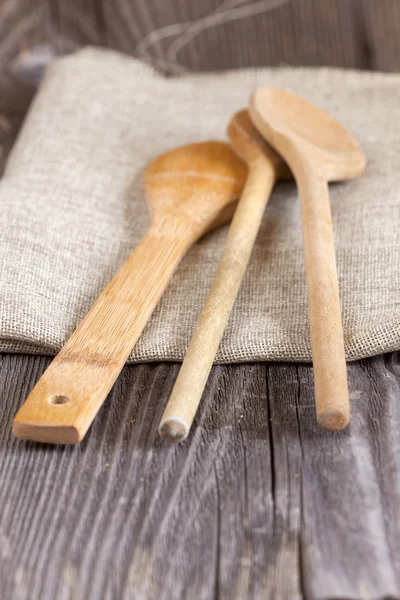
left=227, top=109, right=290, bottom=180
left=250, top=88, right=366, bottom=182
left=143, top=141, right=247, bottom=235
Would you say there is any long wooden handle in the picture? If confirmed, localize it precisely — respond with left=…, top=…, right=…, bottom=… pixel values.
left=159, top=158, right=276, bottom=442
left=13, top=225, right=192, bottom=444
left=297, top=167, right=349, bottom=430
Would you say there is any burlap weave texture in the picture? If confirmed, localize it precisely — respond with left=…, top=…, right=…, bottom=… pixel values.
left=0, top=48, right=399, bottom=362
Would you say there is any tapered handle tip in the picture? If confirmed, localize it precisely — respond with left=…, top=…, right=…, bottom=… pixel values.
left=317, top=406, right=350, bottom=431
left=159, top=416, right=189, bottom=443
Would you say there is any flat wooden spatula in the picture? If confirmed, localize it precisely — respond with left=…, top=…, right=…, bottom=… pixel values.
left=13, top=142, right=247, bottom=444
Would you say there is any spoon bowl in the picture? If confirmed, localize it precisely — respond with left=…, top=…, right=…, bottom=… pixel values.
left=144, top=141, right=247, bottom=233
left=250, top=88, right=366, bottom=181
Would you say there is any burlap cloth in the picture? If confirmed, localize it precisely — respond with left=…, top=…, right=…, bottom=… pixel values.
left=0, top=48, right=399, bottom=363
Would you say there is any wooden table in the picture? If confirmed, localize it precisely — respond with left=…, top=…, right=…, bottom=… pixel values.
left=1, top=2, right=400, bottom=598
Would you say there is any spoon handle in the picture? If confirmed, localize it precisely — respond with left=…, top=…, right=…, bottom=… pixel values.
left=12, top=227, right=191, bottom=444
left=159, top=157, right=276, bottom=443
left=297, top=167, right=349, bottom=430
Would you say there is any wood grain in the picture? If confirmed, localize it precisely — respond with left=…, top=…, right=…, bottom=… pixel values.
left=1, top=354, right=400, bottom=599
left=250, top=88, right=366, bottom=430
left=2, top=0, right=400, bottom=82
left=160, top=111, right=288, bottom=442
left=12, top=142, right=246, bottom=444
left=1, top=1, right=400, bottom=598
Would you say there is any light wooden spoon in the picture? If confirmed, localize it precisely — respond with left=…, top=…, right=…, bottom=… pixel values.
left=12, top=141, right=247, bottom=444
left=159, top=110, right=289, bottom=443
left=250, top=88, right=366, bottom=430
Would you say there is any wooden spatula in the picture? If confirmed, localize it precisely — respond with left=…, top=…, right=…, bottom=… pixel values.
left=159, top=110, right=290, bottom=442
left=250, top=88, right=366, bottom=430
left=12, top=142, right=247, bottom=444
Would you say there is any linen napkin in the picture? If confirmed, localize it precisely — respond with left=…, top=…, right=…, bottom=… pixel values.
left=0, top=47, right=399, bottom=362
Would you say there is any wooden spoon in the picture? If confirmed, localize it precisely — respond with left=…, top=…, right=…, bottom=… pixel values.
left=12, top=142, right=247, bottom=444
left=159, top=110, right=290, bottom=443
left=250, top=88, right=366, bottom=430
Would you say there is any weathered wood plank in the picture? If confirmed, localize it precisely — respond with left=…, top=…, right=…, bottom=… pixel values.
left=0, top=354, right=400, bottom=599
left=284, top=357, right=400, bottom=599
left=361, top=0, right=400, bottom=72
left=0, top=357, right=287, bottom=599
left=3, top=0, right=400, bottom=80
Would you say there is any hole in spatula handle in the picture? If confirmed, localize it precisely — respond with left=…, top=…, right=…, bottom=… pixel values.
left=48, top=395, right=70, bottom=405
